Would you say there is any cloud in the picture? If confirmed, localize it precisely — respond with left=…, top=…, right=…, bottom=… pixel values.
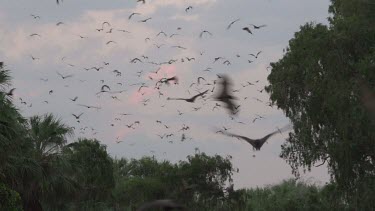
left=170, top=14, right=200, bottom=22
left=115, top=127, right=133, bottom=141
left=129, top=87, right=156, bottom=104
left=134, top=0, right=217, bottom=16
left=0, top=8, right=156, bottom=64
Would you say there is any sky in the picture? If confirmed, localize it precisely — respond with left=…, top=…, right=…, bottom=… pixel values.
left=0, top=0, right=332, bottom=189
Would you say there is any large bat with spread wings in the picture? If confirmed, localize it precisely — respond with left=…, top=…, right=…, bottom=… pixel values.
left=221, top=124, right=292, bottom=150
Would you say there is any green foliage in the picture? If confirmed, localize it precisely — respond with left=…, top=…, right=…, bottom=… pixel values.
left=0, top=93, right=28, bottom=183
left=111, top=153, right=235, bottom=210
left=0, top=66, right=11, bottom=89
left=114, top=177, right=166, bottom=210
left=20, top=114, right=75, bottom=211
left=63, top=139, right=115, bottom=207
left=266, top=0, right=375, bottom=208
left=237, top=179, right=347, bottom=211
left=0, top=183, right=23, bottom=211
left=177, top=153, right=234, bottom=206
left=0, top=65, right=28, bottom=185
left=28, top=114, right=73, bottom=156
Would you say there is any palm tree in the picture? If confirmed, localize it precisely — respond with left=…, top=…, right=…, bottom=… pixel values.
left=20, top=114, right=75, bottom=211
left=28, top=114, right=73, bottom=159
left=0, top=65, right=77, bottom=210
left=0, top=64, right=35, bottom=210
left=0, top=91, right=31, bottom=195
left=0, top=64, right=25, bottom=181
left=0, top=66, right=18, bottom=167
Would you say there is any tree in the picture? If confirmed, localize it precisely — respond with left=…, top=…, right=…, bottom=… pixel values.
left=237, top=179, right=346, bottom=210
left=0, top=67, right=24, bottom=180
left=0, top=66, right=32, bottom=211
left=0, top=66, right=25, bottom=170
left=110, top=153, right=235, bottom=210
left=0, top=183, right=23, bottom=211
left=63, top=138, right=115, bottom=209
left=265, top=0, right=375, bottom=208
left=20, top=114, right=74, bottom=211
left=177, top=153, right=234, bottom=205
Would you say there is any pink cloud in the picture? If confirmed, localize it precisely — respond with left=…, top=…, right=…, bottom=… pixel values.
left=115, top=127, right=132, bottom=140
left=27, top=90, right=42, bottom=97
left=13, top=89, right=42, bottom=100
left=129, top=87, right=157, bottom=104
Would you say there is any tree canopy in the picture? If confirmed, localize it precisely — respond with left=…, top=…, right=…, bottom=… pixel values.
left=266, top=0, right=375, bottom=208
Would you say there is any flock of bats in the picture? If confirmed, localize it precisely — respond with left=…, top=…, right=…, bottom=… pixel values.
left=5, top=1, right=292, bottom=153
left=0, top=1, right=302, bottom=210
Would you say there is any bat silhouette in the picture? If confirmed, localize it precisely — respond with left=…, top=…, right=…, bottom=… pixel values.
left=156, top=31, right=167, bottom=37
left=70, top=96, right=78, bottom=101
left=250, top=24, right=267, bottom=29
left=102, top=21, right=111, bottom=28
left=249, top=51, right=262, bottom=58
left=221, top=124, right=292, bottom=150
left=200, top=30, right=213, bottom=38
left=214, top=57, right=223, bottom=62
left=139, top=17, right=152, bottom=22
left=213, top=75, right=239, bottom=115
left=101, top=85, right=110, bottom=92
left=130, top=58, right=143, bottom=63
left=185, top=6, right=193, bottom=12
left=106, top=40, right=116, bottom=45
left=57, top=71, right=73, bottom=79
left=170, top=33, right=180, bottom=38
left=3, top=88, right=15, bottom=97
left=77, top=104, right=101, bottom=109
left=30, top=33, right=41, bottom=37
left=118, top=29, right=130, bottom=33
left=172, top=45, right=187, bottom=50
left=91, top=66, right=103, bottom=71
left=72, top=113, right=83, bottom=119
left=167, top=90, right=208, bottom=103
left=242, top=27, right=252, bottom=34
left=31, top=14, right=40, bottom=19
left=227, top=18, right=240, bottom=30
left=129, top=12, right=140, bottom=19
left=197, top=77, right=206, bottom=84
